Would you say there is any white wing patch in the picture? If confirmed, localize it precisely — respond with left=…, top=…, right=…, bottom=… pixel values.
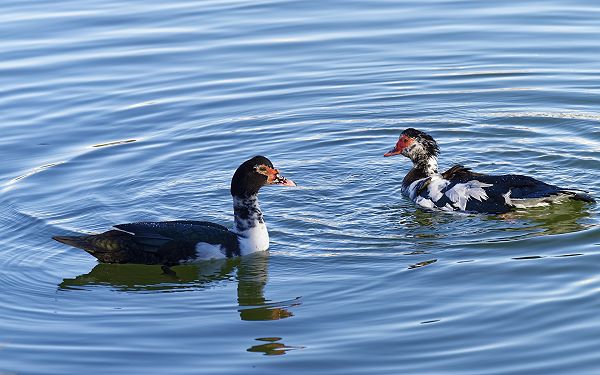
left=415, top=196, right=435, bottom=209
left=403, top=178, right=428, bottom=199
left=441, top=203, right=455, bottom=212
left=502, top=189, right=512, bottom=205
left=511, top=195, right=570, bottom=208
left=427, top=175, right=450, bottom=202
left=511, top=199, right=550, bottom=209
left=404, top=176, right=493, bottom=212
left=193, top=242, right=226, bottom=260
left=444, top=180, right=493, bottom=211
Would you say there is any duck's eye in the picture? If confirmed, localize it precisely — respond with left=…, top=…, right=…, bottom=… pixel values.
left=254, top=165, right=269, bottom=174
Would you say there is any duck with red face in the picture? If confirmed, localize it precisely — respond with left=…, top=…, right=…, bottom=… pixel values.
left=384, top=128, right=594, bottom=214
left=53, top=156, right=296, bottom=264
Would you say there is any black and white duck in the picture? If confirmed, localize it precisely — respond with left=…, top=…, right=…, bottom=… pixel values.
left=53, top=156, right=296, bottom=264
left=384, top=128, right=594, bottom=214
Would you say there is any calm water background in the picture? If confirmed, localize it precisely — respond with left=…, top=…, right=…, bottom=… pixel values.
left=1, top=0, right=600, bottom=373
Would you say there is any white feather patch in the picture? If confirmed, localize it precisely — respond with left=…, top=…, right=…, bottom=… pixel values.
left=237, top=222, right=270, bottom=255
left=193, top=242, right=226, bottom=260
left=415, top=196, right=435, bottom=209
left=445, top=180, right=493, bottom=210
left=427, top=176, right=450, bottom=202
left=511, top=194, right=571, bottom=208
left=511, top=199, right=550, bottom=208
left=502, top=189, right=512, bottom=205
left=441, top=203, right=455, bottom=212
left=403, top=178, right=428, bottom=199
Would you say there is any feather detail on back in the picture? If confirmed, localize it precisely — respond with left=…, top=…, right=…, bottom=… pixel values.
left=441, top=165, right=484, bottom=180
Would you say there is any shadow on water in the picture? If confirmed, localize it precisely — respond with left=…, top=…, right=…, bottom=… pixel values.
left=59, top=252, right=301, bottom=321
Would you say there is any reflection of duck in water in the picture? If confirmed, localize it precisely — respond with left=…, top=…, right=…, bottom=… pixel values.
left=389, top=197, right=593, bottom=244
left=384, top=128, right=595, bottom=213
left=236, top=254, right=300, bottom=321
left=497, top=199, right=593, bottom=235
left=247, top=337, right=304, bottom=356
left=53, top=156, right=295, bottom=264
left=60, top=252, right=300, bottom=321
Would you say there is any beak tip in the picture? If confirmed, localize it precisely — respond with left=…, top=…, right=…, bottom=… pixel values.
left=384, top=149, right=399, bottom=157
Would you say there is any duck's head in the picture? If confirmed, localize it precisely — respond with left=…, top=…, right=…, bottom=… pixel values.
left=384, top=128, right=440, bottom=175
left=231, top=156, right=296, bottom=197
left=384, top=128, right=439, bottom=162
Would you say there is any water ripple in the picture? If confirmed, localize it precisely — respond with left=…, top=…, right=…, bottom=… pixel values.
left=1, top=0, right=600, bottom=374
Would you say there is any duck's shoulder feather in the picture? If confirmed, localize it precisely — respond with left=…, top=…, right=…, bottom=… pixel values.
left=441, top=164, right=484, bottom=181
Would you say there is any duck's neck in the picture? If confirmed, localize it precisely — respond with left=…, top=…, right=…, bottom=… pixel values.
left=417, top=154, right=439, bottom=176
left=403, top=155, right=439, bottom=187
left=232, top=194, right=269, bottom=254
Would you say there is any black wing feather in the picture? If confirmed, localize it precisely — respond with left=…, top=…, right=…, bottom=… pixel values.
left=441, top=164, right=484, bottom=180
left=114, top=221, right=241, bottom=259
left=161, top=220, right=230, bottom=231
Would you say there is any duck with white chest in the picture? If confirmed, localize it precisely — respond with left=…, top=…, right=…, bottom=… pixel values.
left=53, top=156, right=296, bottom=264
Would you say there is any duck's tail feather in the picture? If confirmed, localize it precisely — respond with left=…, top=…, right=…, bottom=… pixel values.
left=52, top=230, right=135, bottom=263
left=52, top=235, right=96, bottom=253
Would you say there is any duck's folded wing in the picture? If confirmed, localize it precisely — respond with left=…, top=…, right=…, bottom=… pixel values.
left=441, top=166, right=566, bottom=199
left=157, top=220, right=230, bottom=232
left=114, top=221, right=240, bottom=258
left=471, top=174, right=560, bottom=199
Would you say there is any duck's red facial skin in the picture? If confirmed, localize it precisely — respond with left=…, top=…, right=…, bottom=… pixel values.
left=254, top=164, right=296, bottom=186
left=384, top=135, right=414, bottom=157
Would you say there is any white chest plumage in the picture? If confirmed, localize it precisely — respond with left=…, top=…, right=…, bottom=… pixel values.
left=232, top=195, right=270, bottom=255
left=237, top=222, right=270, bottom=255
left=187, top=194, right=271, bottom=262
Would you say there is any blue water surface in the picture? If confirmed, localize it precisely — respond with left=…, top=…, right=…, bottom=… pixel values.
left=1, top=1, right=600, bottom=374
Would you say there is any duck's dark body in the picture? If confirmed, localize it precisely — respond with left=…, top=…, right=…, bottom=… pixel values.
left=53, top=221, right=240, bottom=264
